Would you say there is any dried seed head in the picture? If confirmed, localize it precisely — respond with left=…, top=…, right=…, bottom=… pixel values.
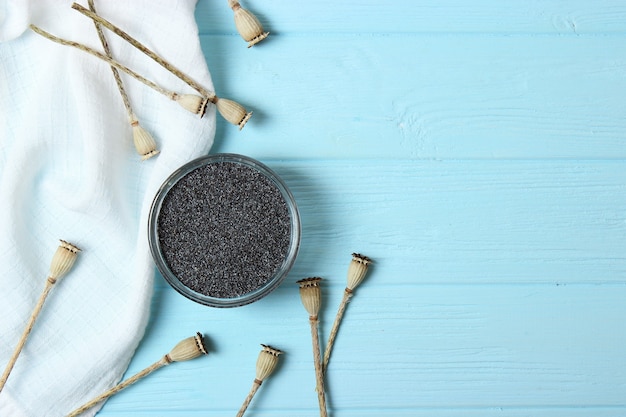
left=255, top=344, right=283, bottom=382
left=49, top=240, right=81, bottom=281
left=230, top=1, right=269, bottom=47
left=168, top=332, right=208, bottom=362
left=174, top=93, right=208, bottom=117
left=346, top=253, right=372, bottom=291
left=131, top=120, right=159, bottom=160
left=215, top=97, right=252, bottom=130
left=297, top=277, right=323, bottom=317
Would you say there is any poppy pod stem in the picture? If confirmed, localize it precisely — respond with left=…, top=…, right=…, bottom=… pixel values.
left=323, top=253, right=372, bottom=373
left=71, top=3, right=213, bottom=99
left=66, top=333, right=207, bottom=417
left=0, top=240, right=80, bottom=393
left=67, top=357, right=169, bottom=417
left=309, top=316, right=327, bottom=417
left=297, top=278, right=328, bottom=417
left=236, top=344, right=283, bottom=417
left=89, top=0, right=159, bottom=161
left=87, top=0, right=159, bottom=160
left=71, top=3, right=254, bottom=128
left=237, top=382, right=261, bottom=417
left=29, top=25, right=208, bottom=117
left=322, top=288, right=351, bottom=373
left=89, top=0, right=132, bottom=117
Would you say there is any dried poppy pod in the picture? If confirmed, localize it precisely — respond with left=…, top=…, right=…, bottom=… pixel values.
left=168, top=332, right=208, bottom=362
left=67, top=332, right=208, bottom=417
left=323, top=253, right=373, bottom=372
left=255, top=344, right=282, bottom=381
left=346, top=253, right=373, bottom=291
left=296, top=278, right=327, bottom=417
left=34, top=10, right=254, bottom=129
left=131, top=117, right=159, bottom=160
left=228, top=0, right=269, bottom=47
left=48, top=240, right=81, bottom=281
left=71, top=3, right=253, bottom=129
left=236, top=344, right=283, bottom=417
left=214, top=96, right=253, bottom=130
left=0, top=240, right=81, bottom=393
left=174, top=93, right=209, bottom=117
left=297, top=277, right=322, bottom=318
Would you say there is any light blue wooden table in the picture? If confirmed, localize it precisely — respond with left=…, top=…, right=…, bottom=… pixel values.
left=98, top=1, right=626, bottom=415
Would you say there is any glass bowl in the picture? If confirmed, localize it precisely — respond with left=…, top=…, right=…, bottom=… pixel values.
left=148, top=153, right=300, bottom=307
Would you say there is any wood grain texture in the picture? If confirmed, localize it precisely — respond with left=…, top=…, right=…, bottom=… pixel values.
left=148, top=160, right=625, bottom=286
left=95, top=281, right=626, bottom=415
left=96, top=161, right=626, bottom=415
left=195, top=1, right=626, bottom=34
left=201, top=35, right=626, bottom=159
left=96, top=0, right=626, bottom=416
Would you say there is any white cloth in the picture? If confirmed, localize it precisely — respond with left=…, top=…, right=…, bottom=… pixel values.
left=0, top=1, right=215, bottom=415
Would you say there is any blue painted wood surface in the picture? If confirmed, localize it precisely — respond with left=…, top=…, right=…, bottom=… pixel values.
left=98, top=1, right=626, bottom=415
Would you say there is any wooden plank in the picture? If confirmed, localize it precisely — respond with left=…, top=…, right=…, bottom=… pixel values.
left=98, top=409, right=626, bottom=417
left=154, top=159, right=626, bottom=285
left=195, top=0, right=626, bottom=34
left=97, top=3, right=626, bottom=415
left=96, top=282, right=626, bottom=415
left=99, top=159, right=626, bottom=412
left=199, top=35, right=626, bottom=159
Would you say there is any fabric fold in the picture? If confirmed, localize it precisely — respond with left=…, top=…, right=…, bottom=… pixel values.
left=0, top=1, right=216, bottom=415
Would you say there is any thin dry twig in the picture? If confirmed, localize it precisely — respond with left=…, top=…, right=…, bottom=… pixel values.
left=66, top=333, right=207, bottom=417
left=72, top=2, right=213, bottom=99
left=29, top=24, right=208, bottom=117
left=297, top=278, right=328, bottom=417
left=236, top=344, right=283, bottom=417
left=0, top=240, right=80, bottom=393
left=323, top=253, right=372, bottom=373
left=71, top=2, right=253, bottom=128
left=88, top=0, right=159, bottom=160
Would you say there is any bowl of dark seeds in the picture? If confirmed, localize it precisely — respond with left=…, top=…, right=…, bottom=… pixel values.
left=148, top=153, right=300, bottom=307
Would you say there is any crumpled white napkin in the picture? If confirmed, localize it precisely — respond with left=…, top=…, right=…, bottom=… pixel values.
left=0, top=0, right=215, bottom=415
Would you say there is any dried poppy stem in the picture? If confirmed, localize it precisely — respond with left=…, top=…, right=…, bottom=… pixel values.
left=71, top=3, right=253, bottom=129
left=29, top=24, right=209, bottom=117
left=66, top=332, right=207, bottom=417
left=236, top=344, right=283, bottom=417
left=0, top=240, right=80, bottom=393
left=323, top=253, right=372, bottom=373
left=227, top=0, right=269, bottom=47
left=87, top=0, right=158, bottom=160
left=297, top=278, right=327, bottom=417
left=72, top=2, right=210, bottom=98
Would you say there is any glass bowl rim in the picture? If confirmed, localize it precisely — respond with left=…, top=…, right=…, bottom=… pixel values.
left=147, top=153, right=301, bottom=307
